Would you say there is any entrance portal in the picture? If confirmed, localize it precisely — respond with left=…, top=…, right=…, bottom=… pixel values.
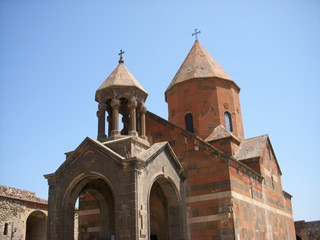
left=66, top=177, right=115, bottom=240
left=149, top=178, right=182, bottom=240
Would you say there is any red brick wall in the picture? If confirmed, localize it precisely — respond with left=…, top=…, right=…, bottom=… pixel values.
left=146, top=112, right=295, bottom=239
left=166, top=78, right=244, bottom=141
left=146, top=113, right=235, bottom=239
left=229, top=148, right=295, bottom=239
left=78, top=192, right=100, bottom=240
left=210, top=138, right=240, bottom=157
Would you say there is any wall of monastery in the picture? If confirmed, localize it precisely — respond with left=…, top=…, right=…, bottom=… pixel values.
left=229, top=151, right=296, bottom=240
left=146, top=113, right=237, bottom=239
left=295, top=220, right=320, bottom=240
left=146, top=112, right=296, bottom=240
left=0, top=185, right=47, bottom=240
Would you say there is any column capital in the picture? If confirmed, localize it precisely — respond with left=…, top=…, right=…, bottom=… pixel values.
left=96, top=110, right=105, bottom=118
left=140, top=104, right=147, bottom=114
left=111, top=99, right=121, bottom=108
left=128, top=98, right=137, bottom=109
left=98, top=102, right=108, bottom=111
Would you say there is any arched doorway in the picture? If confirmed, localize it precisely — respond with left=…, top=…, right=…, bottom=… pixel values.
left=65, top=177, right=115, bottom=240
left=25, top=211, right=47, bottom=240
left=149, top=177, right=182, bottom=240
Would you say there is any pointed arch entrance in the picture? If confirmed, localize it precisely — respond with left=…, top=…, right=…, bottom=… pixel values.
left=64, top=176, right=115, bottom=240
left=25, top=211, right=47, bottom=240
left=149, top=177, right=182, bottom=240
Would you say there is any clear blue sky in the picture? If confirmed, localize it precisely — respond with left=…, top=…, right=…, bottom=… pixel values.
left=0, top=0, right=319, bottom=222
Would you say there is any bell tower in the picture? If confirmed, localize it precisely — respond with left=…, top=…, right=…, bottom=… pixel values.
left=95, top=50, right=148, bottom=142
left=165, top=40, right=244, bottom=141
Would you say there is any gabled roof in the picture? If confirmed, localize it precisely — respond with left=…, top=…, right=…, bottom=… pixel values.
left=234, top=135, right=268, bottom=160
left=205, top=124, right=240, bottom=143
left=234, top=134, right=282, bottom=174
left=97, top=62, right=147, bottom=94
left=166, top=40, right=233, bottom=92
left=49, top=137, right=125, bottom=177
left=137, top=141, right=184, bottom=176
left=46, top=136, right=185, bottom=180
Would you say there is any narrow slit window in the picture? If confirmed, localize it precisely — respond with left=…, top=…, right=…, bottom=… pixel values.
left=4, top=223, right=8, bottom=235
left=185, top=113, right=194, bottom=133
left=224, top=112, right=233, bottom=131
left=267, top=145, right=272, bottom=161
left=249, top=183, right=254, bottom=198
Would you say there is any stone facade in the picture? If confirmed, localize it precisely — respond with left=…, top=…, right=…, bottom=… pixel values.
left=45, top=40, right=296, bottom=240
left=0, top=185, right=47, bottom=240
left=45, top=137, right=185, bottom=240
left=295, top=220, right=320, bottom=240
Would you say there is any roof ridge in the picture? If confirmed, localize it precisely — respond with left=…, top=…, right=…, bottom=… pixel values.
left=205, top=124, right=240, bottom=142
left=243, top=134, right=269, bottom=141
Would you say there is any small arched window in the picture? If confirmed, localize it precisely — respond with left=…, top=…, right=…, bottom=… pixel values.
left=224, top=112, right=233, bottom=131
left=185, top=113, right=194, bottom=133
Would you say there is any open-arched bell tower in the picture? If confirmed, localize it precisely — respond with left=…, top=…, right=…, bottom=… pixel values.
left=45, top=50, right=185, bottom=240
left=95, top=51, right=148, bottom=141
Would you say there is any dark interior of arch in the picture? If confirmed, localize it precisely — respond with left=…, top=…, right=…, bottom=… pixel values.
left=150, top=178, right=182, bottom=240
left=74, top=178, right=115, bottom=240
left=26, top=211, right=47, bottom=240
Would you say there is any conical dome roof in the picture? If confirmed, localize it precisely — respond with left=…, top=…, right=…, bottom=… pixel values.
left=95, top=61, right=148, bottom=103
left=97, top=62, right=147, bottom=93
left=166, top=40, right=233, bottom=92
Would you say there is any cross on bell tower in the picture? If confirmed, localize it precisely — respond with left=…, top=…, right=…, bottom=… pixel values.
left=192, top=29, right=201, bottom=41
left=118, top=49, right=125, bottom=63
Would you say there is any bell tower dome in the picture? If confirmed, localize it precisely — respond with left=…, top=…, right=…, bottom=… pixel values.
left=165, top=41, right=244, bottom=141
left=95, top=50, right=148, bottom=142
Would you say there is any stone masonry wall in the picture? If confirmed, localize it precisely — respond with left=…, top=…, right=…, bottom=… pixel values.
left=295, top=220, right=320, bottom=240
left=146, top=113, right=237, bottom=239
left=146, top=112, right=296, bottom=239
left=0, top=196, right=26, bottom=240
left=0, top=185, right=47, bottom=240
left=0, top=185, right=47, bottom=204
left=304, top=221, right=320, bottom=239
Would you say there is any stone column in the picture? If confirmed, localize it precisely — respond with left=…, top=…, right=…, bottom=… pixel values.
left=140, top=103, right=147, bottom=140
left=111, top=99, right=121, bottom=136
left=97, top=103, right=107, bottom=140
left=128, top=98, right=138, bottom=136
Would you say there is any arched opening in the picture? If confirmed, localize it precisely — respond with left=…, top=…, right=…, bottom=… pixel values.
left=224, top=112, right=233, bottom=131
left=149, top=178, right=182, bottom=240
left=119, top=97, right=129, bottom=135
left=65, top=177, right=115, bottom=240
left=106, top=97, right=130, bottom=136
left=77, top=191, right=102, bottom=240
left=26, top=211, right=47, bottom=240
left=185, top=112, right=194, bottom=133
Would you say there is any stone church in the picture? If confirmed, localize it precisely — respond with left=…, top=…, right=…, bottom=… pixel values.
left=44, top=40, right=296, bottom=240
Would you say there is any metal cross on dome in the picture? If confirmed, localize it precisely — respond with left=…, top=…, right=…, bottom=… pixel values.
left=118, top=49, right=125, bottom=60
left=192, top=29, right=201, bottom=41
